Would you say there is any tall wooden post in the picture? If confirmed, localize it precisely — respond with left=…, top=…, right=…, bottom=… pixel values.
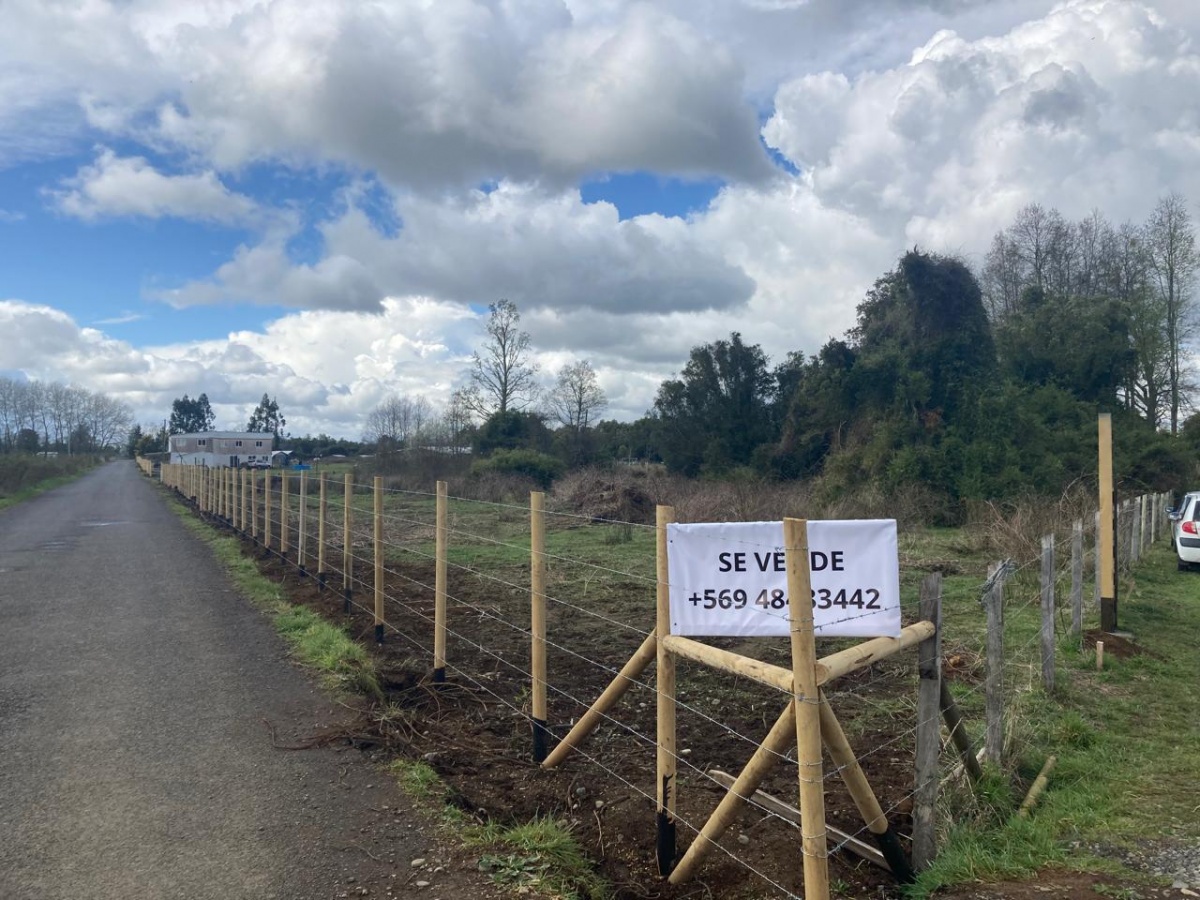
left=264, top=469, right=273, bottom=553
left=317, top=474, right=328, bottom=589
left=298, top=469, right=308, bottom=575
left=1098, top=413, right=1117, bottom=632
left=784, top=517, right=830, bottom=900
left=251, top=470, right=258, bottom=540
left=913, top=573, right=942, bottom=870
left=530, top=491, right=548, bottom=762
left=280, top=470, right=290, bottom=559
left=1041, top=535, right=1056, bottom=693
left=434, top=480, right=447, bottom=683
left=655, top=504, right=677, bottom=877
left=343, top=473, right=353, bottom=613
left=240, top=468, right=249, bottom=533
left=373, top=475, right=384, bottom=643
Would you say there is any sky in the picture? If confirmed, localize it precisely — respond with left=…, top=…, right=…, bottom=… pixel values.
left=3, top=0, right=1200, bottom=439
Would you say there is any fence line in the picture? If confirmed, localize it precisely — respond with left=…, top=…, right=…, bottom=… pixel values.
left=147, top=460, right=1171, bottom=897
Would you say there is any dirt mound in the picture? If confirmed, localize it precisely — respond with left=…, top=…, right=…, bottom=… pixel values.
left=555, top=473, right=655, bottom=524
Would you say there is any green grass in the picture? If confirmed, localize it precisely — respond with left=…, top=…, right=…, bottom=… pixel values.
left=167, top=494, right=382, bottom=699
left=909, top=542, right=1200, bottom=897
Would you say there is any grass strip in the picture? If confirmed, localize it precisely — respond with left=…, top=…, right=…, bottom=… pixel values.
left=389, top=759, right=609, bottom=900
left=166, top=494, right=382, bottom=699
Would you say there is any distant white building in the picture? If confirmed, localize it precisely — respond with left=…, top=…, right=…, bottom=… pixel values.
left=168, top=431, right=274, bottom=468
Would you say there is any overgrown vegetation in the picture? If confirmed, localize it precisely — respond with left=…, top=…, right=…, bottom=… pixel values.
left=0, top=453, right=101, bottom=507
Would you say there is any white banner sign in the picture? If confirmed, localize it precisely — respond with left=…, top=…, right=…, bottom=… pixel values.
left=667, top=520, right=901, bottom=638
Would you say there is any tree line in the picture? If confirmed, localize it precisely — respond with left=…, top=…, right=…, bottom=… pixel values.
left=0, top=377, right=133, bottom=454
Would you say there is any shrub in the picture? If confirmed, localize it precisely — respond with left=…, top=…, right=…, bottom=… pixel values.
left=471, top=449, right=564, bottom=489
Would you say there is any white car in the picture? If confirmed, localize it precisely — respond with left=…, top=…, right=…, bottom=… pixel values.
left=1171, top=492, right=1200, bottom=571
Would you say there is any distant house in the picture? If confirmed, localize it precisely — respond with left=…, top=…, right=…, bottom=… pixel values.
left=167, top=432, right=274, bottom=468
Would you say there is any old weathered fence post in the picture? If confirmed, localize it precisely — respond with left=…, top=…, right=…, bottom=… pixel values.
left=913, top=572, right=943, bottom=870
left=1041, top=535, right=1055, bottom=693
left=985, top=562, right=1005, bottom=762
left=1071, top=520, right=1083, bottom=641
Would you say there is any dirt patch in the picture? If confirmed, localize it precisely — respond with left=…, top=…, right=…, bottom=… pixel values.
left=1083, top=629, right=1148, bottom=660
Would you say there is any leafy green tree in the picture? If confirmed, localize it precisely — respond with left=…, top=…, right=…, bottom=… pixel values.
left=126, top=424, right=144, bottom=459
left=473, top=410, right=552, bottom=456
left=652, top=332, right=774, bottom=476
left=168, top=393, right=215, bottom=434
left=246, top=393, right=287, bottom=448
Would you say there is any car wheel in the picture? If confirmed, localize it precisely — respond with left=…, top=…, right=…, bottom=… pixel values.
left=1179, top=559, right=1190, bottom=572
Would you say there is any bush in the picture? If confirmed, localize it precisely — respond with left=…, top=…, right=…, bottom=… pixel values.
left=471, top=449, right=564, bottom=489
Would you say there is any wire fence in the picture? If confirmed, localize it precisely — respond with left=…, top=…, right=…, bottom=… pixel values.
left=149, top=460, right=1169, bottom=899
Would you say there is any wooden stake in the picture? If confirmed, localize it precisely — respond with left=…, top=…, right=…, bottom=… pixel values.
left=374, top=475, right=383, bottom=643
left=784, top=517, right=829, bottom=900
left=1041, top=535, right=1055, bottom=694
left=703, top=771, right=891, bottom=873
left=263, top=470, right=273, bottom=551
left=939, top=681, right=982, bottom=782
left=241, top=468, right=249, bottom=533
left=541, top=631, right=656, bottom=769
left=1099, top=413, right=1116, bottom=630
left=251, top=469, right=258, bottom=540
left=343, top=472, right=353, bottom=613
left=913, top=573, right=942, bottom=871
left=434, top=480, right=447, bottom=682
left=1096, top=641, right=1104, bottom=671
left=660, top=635, right=793, bottom=693
left=1016, top=755, right=1057, bottom=819
left=655, top=504, right=677, bottom=877
left=531, top=490, right=548, bottom=762
left=668, top=702, right=796, bottom=885
left=813, top=622, right=936, bottom=684
left=317, top=474, right=327, bottom=587
left=818, top=694, right=913, bottom=883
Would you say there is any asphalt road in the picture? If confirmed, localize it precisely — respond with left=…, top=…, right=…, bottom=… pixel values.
left=0, top=462, right=479, bottom=900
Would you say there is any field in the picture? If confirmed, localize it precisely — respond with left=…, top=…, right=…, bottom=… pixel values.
left=163, top=464, right=1200, bottom=899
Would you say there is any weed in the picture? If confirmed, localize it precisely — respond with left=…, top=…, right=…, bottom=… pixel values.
left=389, top=759, right=444, bottom=800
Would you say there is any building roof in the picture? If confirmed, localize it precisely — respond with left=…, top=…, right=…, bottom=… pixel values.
left=170, top=431, right=274, bottom=440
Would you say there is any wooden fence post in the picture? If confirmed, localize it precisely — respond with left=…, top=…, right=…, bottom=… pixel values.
left=317, top=474, right=327, bottom=589
left=531, top=490, right=548, bottom=762
left=1071, top=520, right=1083, bottom=641
left=298, top=469, right=308, bottom=576
left=280, top=470, right=290, bottom=560
left=1041, top=535, right=1055, bottom=693
left=240, top=468, right=248, bottom=534
left=1130, top=497, right=1141, bottom=565
left=343, top=473, right=353, bottom=613
left=434, top=480, right=447, bottom=683
left=264, top=469, right=272, bottom=554
left=784, top=517, right=830, bottom=900
left=655, top=504, right=677, bottom=877
left=374, top=475, right=383, bottom=643
left=984, top=562, right=1005, bottom=762
left=913, top=572, right=942, bottom=871
left=251, top=470, right=258, bottom=541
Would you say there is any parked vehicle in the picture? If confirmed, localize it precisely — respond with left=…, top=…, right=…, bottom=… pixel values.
left=1171, top=492, right=1200, bottom=571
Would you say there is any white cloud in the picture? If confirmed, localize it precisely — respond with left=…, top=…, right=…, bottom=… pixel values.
left=53, top=148, right=260, bottom=224
left=160, top=181, right=756, bottom=315
left=763, top=0, right=1200, bottom=250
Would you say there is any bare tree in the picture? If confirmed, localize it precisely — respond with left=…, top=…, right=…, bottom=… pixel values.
left=1145, top=193, right=1198, bottom=433
left=466, top=299, right=539, bottom=418
left=547, top=360, right=607, bottom=464
left=362, top=394, right=436, bottom=450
